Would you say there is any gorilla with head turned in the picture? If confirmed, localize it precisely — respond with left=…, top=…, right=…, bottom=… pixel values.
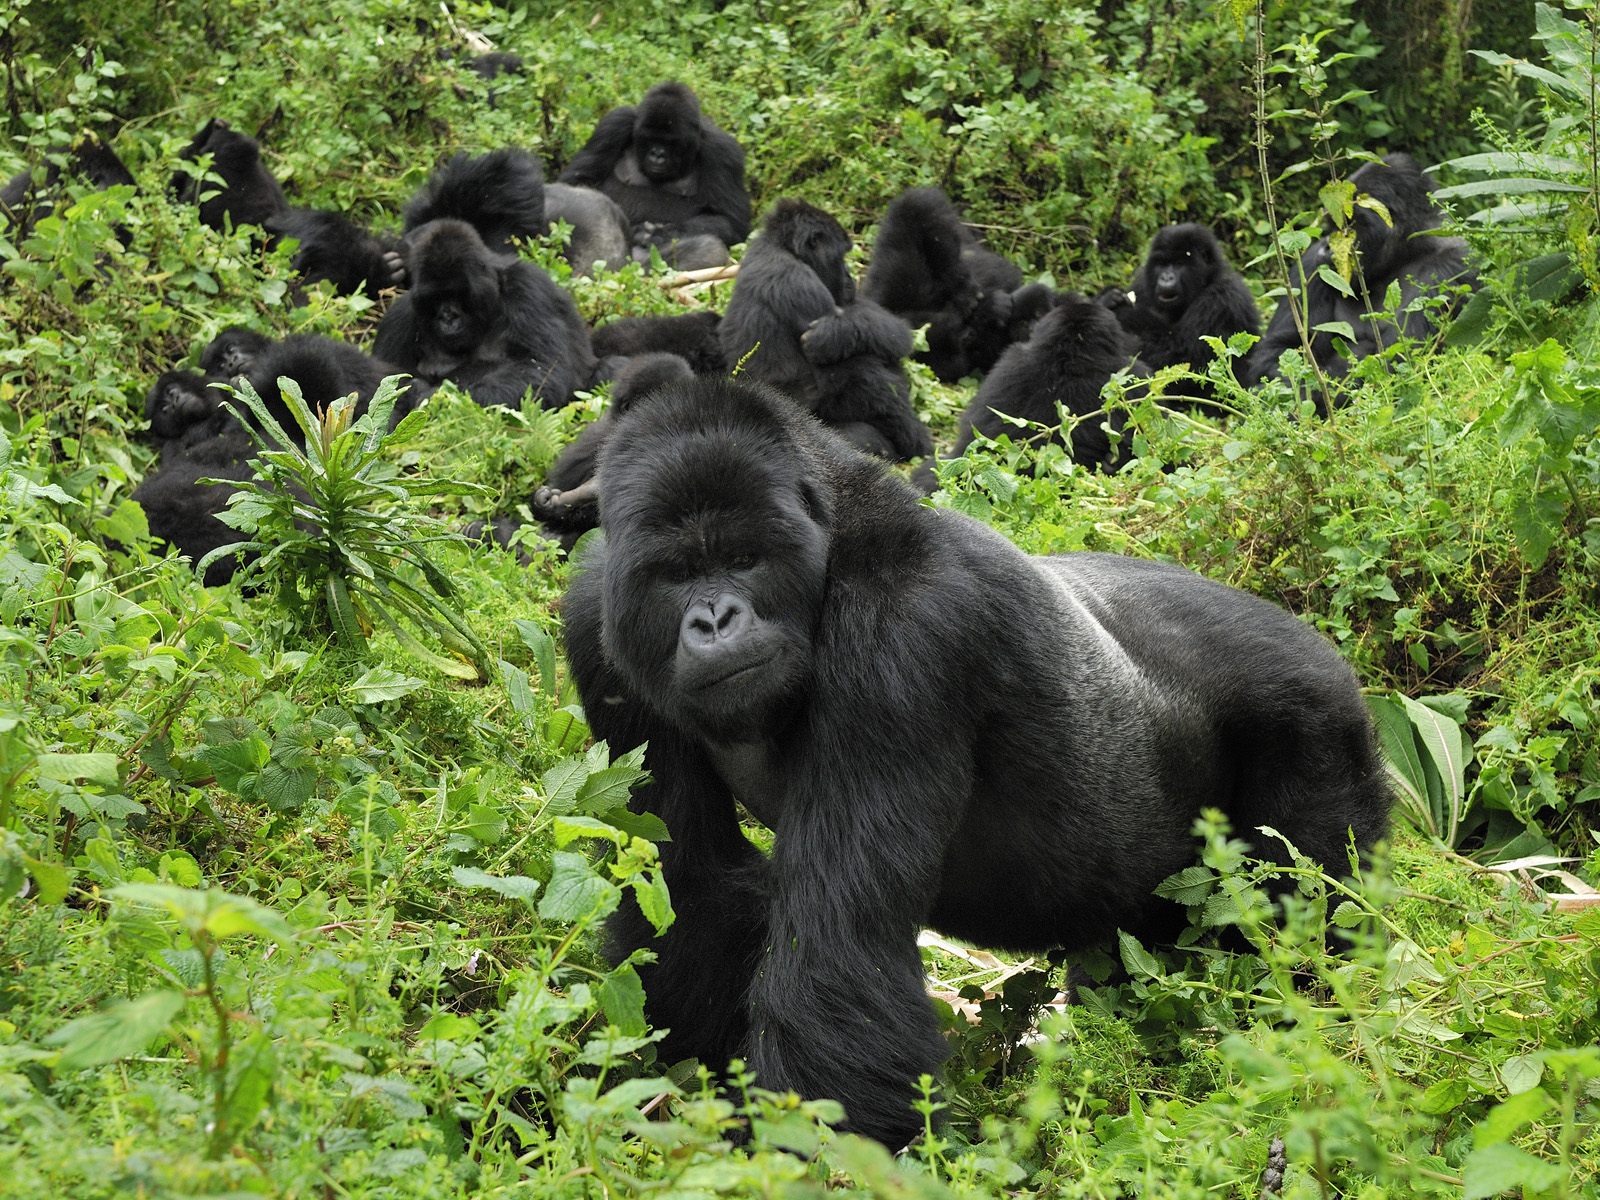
left=563, top=376, right=1392, bottom=1149
left=1241, top=153, right=1477, bottom=402
left=559, top=82, right=751, bottom=269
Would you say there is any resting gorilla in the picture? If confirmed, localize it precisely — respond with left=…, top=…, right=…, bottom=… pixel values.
left=172, top=119, right=404, bottom=298
left=559, top=82, right=750, bottom=269
left=375, top=218, right=598, bottom=409
left=1100, top=223, right=1259, bottom=399
left=720, top=199, right=930, bottom=462
left=591, top=310, right=726, bottom=376
left=946, top=293, right=1147, bottom=472
left=140, top=332, right=414, bottom=582
left=564, top=377, right=1391, bottom=1149
left=147, top=329, right=409, bottom=449
left=1240, top=153, right=1477, bottom=397
left=403, top=150, right=630, bottom=276
left=862, top=187, right=1040, bottom=381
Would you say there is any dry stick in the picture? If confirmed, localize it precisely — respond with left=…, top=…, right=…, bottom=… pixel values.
left=1250, top=1, right=1333, bottom=411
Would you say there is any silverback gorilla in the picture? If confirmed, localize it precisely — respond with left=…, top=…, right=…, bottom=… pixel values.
left=559, top=82, right=751, bottom=269
left=563, top=378, right=1392, bottom=1148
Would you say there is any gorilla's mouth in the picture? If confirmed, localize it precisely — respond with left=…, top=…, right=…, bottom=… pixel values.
left=1155, top=284, right=1183, bottom=305
left=702, top=655, right=776, bottom=690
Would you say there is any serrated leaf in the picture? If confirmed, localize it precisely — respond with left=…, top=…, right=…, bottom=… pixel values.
left=348, top=667, right=424, bottom=704
left=47, top=989, right=186, bottom=1070
left=1462, top=1143, right=1565, bottom=1199
left=553, top=815, right=626, bottom=848
left=1153, top=866, right=1215, bottom=906
left=538, top=851, right=621, bottom=923
left=1117, top=930, right=1162, bottom=979
left=595, top=963, right=647, bottom=1036
left=1418, top=1076, right=1469, bottom=1114
left=630, top=872, right=674, bottom=934
left=36, top=753, right=120, bottom=786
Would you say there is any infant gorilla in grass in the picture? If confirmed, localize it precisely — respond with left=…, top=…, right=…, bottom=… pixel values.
left=564, top=378, right=1392, bottom=1149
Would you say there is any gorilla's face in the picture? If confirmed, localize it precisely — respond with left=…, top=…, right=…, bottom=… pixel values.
left=633, top=88, right=704, bottom=184
left=145, top=374, right=219, bottom=441
left=598, top=386, right=830, bottom=739
left=1144, top=226, right=1220, bottom=313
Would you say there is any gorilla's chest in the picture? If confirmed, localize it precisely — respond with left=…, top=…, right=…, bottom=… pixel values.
left=707, top=739, right=782, bottom=828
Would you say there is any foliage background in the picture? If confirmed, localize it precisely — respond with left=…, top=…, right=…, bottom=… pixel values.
left=2, top=0, right=1599, bottom=1196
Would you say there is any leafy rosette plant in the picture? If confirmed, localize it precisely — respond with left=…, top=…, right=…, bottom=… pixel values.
left=200, top=376, right=497, bottom=680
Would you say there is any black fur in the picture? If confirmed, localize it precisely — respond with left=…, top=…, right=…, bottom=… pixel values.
left=951, top=293, right=1147, bottom=470
left=403, top=148, right=547, bottom=253
left=200, top=327, right=273, bottom=378
left=531, top=352, right=695, bottom=547
left=1105, top=223, right=1259, bottom=399
left=171, top=119, right=288, bottom=230
left=720, top=199, right=930, bottom=461
left=559, top=82, right=750, bottom=269
left=592, top=311, right=726, bottom=375
left=375, top=218, right=597, bottom=409
left=1, top=131, right=135, bottom=239
left=563, top=376, right=1392, bottom=1148
left=863, top=187, right=1035, bottom=381
left=1240, top=153, right=1478, bottom=397
left=172, top=119, right=404, bottom=299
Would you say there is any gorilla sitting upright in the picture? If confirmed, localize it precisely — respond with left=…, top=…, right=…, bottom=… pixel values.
left=1100, top=222, right=1260, bottom=401
left=375, top=218, right=598, bottom=409
left=564, top=376, right=1391, bottom=1150
left=720, top=199, right=930, bottom=462
left=559, top=82, right=751, bottom=269
left=863, top=187, right=1040, bottom=381
left=1240, top=153, right=1477, bottom=399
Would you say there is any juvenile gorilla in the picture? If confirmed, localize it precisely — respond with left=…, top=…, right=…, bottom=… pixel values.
left=172, top=119, right=404, bottom=298
left=720, top=199, right=930, bottom=462
left=147, top=330, right=409, bottom=450
left=139, top=332, right=410, bottom=582
left=863, top=187, right=1037, bottom=381
left=375, top=218, right=597, bottom=409
left=559, top=82, right=751, bottom=269
left=405, top=152, right=631, bottom=279
left=1241, top=153, right=1477, bottom=397
left=1101, top=223, right=1259, bottom=398
left=950, top=293, right=1147, bottom=471
left=564, top=378, right=1391, bottom=1149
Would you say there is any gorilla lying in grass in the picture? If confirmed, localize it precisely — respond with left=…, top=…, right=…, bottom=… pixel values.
left=564, top=378, right=1392, bottom=1149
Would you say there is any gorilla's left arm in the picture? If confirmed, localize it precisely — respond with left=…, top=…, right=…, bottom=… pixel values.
left=371, top=294, right=423, bottom=373
left=1387, top=239, right=1478, bottom=343
left=680, top=127, right=751, bottom=245
left=801, top=299, right=914, bottom=366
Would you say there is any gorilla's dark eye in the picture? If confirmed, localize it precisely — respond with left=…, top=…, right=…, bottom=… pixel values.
left=729, top=553, right=758, bottom=571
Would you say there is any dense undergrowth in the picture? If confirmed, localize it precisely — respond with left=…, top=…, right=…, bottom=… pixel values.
left=2, top=0, right=1600, bottom=1196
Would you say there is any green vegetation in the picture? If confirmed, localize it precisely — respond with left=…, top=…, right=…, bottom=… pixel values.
left=2, top=0, right=1599, bottom=1196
